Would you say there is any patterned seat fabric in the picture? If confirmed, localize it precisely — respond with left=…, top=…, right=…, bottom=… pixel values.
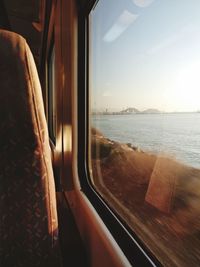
left=0, top=30, right=61, bottom=267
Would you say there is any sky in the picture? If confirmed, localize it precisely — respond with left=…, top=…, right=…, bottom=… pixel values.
left=90, top=0, right=200, bottom=112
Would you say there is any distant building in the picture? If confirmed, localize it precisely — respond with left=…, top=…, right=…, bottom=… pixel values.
left=120, top=107, right=139, bottom=114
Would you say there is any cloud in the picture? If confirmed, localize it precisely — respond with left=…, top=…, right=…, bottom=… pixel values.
left=103, top=10, right=139, bottom=42
left=132, top=0, right=155, bottom=8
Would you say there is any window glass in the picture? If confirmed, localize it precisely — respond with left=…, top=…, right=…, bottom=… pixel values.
left=48, top=45, right=56, bottom=142
left=90, top=1, right=200, bottom=266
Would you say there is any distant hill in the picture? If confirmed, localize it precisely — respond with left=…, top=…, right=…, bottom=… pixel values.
left=92, top=107, right=162, bottom=115
left=141, top=108, right=161, bottom=114
left=120, top=107, right=162, bottom=114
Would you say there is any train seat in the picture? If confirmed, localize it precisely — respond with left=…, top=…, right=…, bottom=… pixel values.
left=0, top=30, right=62, bottom=267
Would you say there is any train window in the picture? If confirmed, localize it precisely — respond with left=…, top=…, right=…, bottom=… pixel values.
left=90, top=0, right=200, bottom=266
left=48, top=44, right=56, bottom=143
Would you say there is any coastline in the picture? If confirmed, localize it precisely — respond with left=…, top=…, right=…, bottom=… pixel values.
left=92, top=112, right=200, bottom=169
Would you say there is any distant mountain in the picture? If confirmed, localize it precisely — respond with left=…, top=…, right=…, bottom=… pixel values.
left=120, top=107, right=140, bottom=113
left=92, top=107, right=163, bottom=115
left=120, top=107, right=162, bottom=114
left=141, top=108, right=162, bottom=114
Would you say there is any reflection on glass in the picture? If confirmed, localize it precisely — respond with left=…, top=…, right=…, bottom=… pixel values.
left=90, top=0, right=200, bottom=266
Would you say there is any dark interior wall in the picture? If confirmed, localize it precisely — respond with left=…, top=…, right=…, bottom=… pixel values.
left=2, top=0, right=44, bottom=68
left=0, top=0, right=10, bottom=29
left=4, top=0, right=40, bottom=22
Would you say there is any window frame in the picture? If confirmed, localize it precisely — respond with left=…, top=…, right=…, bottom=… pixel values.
left=77, top=1, right=162, bottom=266
left=47, top=36, right=56, bottom=144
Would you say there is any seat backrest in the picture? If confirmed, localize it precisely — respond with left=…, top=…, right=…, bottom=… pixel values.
left=0, top=30, right=61, bottom=267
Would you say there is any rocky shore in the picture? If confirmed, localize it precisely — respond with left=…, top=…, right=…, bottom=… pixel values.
left=91, top=128, right=200, bottom=267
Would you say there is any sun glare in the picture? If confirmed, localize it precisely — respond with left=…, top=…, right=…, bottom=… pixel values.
left=175, top=62, right=200, bottom=111
left=163, top=62, right=200, bottom=112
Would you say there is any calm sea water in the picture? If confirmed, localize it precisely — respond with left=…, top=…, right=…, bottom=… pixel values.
left=92, top=113, right=200, bottom=169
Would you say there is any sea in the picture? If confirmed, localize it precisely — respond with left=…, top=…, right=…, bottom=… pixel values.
left=92, top=113, right=200, bottom=169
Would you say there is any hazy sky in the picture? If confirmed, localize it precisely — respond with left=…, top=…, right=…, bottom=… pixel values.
left=91, top=0, right=200, bottom=112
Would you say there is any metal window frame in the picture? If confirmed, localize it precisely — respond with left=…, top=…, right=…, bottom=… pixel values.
left=77, top=0, right=162, bottom=266
left=47, top=36, right=56, bottom=144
